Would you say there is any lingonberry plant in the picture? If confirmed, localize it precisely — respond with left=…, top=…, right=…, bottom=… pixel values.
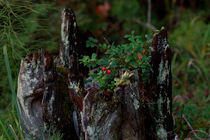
left=80, top=31, right=151, bottom=94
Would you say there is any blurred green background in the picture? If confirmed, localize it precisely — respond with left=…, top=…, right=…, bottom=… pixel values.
left=0, top=0, right=209, bottom=139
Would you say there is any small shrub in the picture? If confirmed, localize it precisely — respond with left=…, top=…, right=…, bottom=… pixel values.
left=80, top=32, right=150, bottom=94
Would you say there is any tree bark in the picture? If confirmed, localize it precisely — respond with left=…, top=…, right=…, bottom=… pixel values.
left=17, top=8, right=174, bottom=140
left=143, top=29, right=174, bottom=139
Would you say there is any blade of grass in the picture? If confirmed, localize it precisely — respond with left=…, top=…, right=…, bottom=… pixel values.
left=202, top=24, right=210, bottom=45
left=0, top=119, right=11, bottom=140
left=3, top=45, right=16, bottom=109
left=9, top=124, right=18, bottom=140
left=12, top=112, right=23, bottom=140
left=3, top=45, right=23, bottom=139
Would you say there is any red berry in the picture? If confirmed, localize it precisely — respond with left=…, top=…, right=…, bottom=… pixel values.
left=106, top=70, right=111, bottom=74
left=102, top=67, right=107, bottom=71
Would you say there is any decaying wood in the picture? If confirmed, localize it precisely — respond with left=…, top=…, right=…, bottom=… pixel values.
left=17, top=51, right=47, bottom=139
left=17, top=8, right=174, bottom=140
left=143, top=29, right=174, bottom=139
left=17, top=50, right=77, bottom=139
left=17, top=8, right=81, bottom=140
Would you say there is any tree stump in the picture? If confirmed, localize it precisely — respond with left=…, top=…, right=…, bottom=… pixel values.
left=17, top=8, right=174, bottom=140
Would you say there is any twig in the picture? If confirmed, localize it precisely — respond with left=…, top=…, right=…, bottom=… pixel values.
left=103, top=37, right=115, bottom=47
left=182, top=115, right=210, bottom=139
left=132, top=0, right=157, bottom=32
left=103, top=37, right=111, bottom=46
left=82, top=90, right=91, bottom=140
left=147, top=0, right=151, bottom=24
left=9, top=124, right=19, bottom=140
left=188, top=130, right=210, bottom=138
left=133, top=18, right=156, bottom=31
left=89, top=68, right=98, bottom=73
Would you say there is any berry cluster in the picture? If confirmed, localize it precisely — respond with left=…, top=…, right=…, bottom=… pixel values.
left=102, top=67, right=111, bottom=74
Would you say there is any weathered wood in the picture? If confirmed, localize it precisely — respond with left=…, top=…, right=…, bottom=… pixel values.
left=17, top=8, right=174, bottom=140
left=143, top=29, right=174, bottom=139
left=89, top=77, right=144, bottom=140
left=82, top=72, right=145, bottom=140
left=81, top=30, right=174, bottom=139
left=17, top=50, right=77, bottom=139
left=59, top=8, right=83, bottom=94
left=17, top=51, right=47, bottom=139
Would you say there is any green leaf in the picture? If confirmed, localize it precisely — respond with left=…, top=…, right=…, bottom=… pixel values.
left=91, top=53, right=97, bottom=59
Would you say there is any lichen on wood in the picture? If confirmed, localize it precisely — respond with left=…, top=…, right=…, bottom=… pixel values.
left=143, top=29, right=174, bottom=139
left=17, top=8, right=174, bottom=140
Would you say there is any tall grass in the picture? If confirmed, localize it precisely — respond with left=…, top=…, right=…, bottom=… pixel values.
left=0, top=45, right=23, bottom=140
left=169, top=11, right=210, bottom=139
left=0, top=0, right=59, bottom=109
left=0, top=0, right=61, bottom=139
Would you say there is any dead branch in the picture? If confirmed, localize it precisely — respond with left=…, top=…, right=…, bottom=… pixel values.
left=133, top=18, right=157, bottom=31
left=188, top=130, right=210, bottom=139
left=182, top=115, right=210, bottom=139
left=82, top=90, right=91, bottom=140
left=147, top=0, right=151, bottom=24
left=132, top=0, right=156, bottom=31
